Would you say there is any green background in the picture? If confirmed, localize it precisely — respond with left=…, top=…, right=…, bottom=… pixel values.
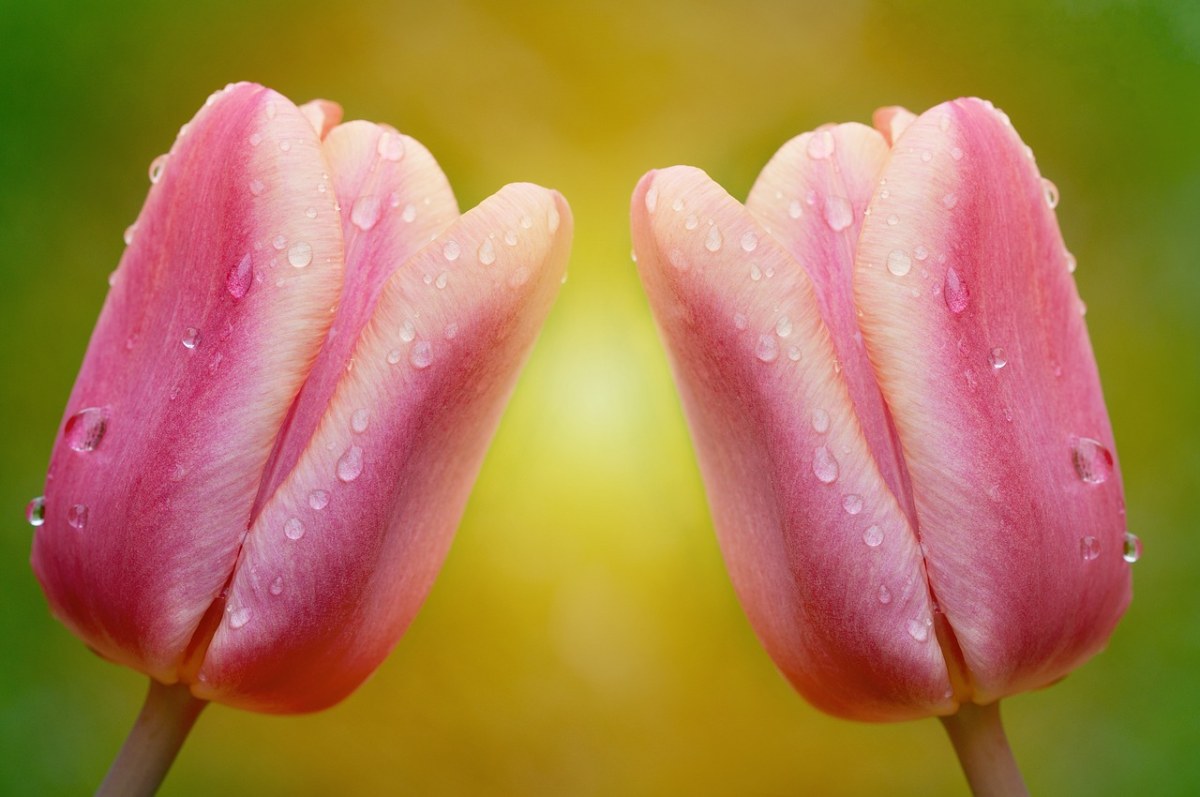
left=2, top=0, right=1197, bottom=794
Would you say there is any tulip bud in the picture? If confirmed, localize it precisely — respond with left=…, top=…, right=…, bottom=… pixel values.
left=31, top=82, right=572, bottom=715
left=631, top=98, right=1132, bottom=726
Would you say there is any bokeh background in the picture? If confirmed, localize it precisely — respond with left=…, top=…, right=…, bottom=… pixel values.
left=2, top=0, right=1197, bottom=794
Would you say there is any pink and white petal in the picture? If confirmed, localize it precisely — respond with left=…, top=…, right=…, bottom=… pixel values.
left=196, top=185, right=571, bottom=712
left=634, top=167, right=952, bottom=721
left=854, top=98, right=1131, bottom=702
left=745, top=123, right=912, bottom=522
left=252, top=122, right=458, bottom=517
left=30, top=83, right=345, bottom=682
left=298, top=99, right=343, bottom=140
left=872, top=106, right=917, bottom=146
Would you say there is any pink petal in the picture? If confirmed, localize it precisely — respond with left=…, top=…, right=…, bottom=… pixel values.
left=298, top=99, right=343, bottom=140
left=745, top=123, right=914, bottom=524
left=30, top=83, right=346, bottom=681
left=633, top=167, right=952, bottom=721
left=196, top=185, right=572, bottom=712
left=853, top=99, right=1131, bottom=702
left=872, top=106, right=918, bottom=146
left=251, top=122, right=458, bottom=521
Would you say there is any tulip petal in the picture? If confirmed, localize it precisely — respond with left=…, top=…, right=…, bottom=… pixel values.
left=853, top=99, right=1131, bottom=701
left=31, top=83, right=345, bottom=681
left=745, top=124, right=914, bottom=523
left=252, top=122, right=458, bottom=519
left=197, top=185, right=571, bottom=712
left=872, top=106, right=917, bottom=146
left=634, top=167, right=951, bottom=720
left=298, top=99, right=343, bottom=140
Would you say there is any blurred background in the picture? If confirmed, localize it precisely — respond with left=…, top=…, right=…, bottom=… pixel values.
left=2, top=0, right=1197, bottom=794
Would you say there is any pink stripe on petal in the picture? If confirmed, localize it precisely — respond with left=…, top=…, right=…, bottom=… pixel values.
left=31, top=84, right=345, bottom=681
left=197, top=185, right=571, bottom=712
left=634, top=167, right=951, bottom=721
left=854, top=99, right=1131, bottom=701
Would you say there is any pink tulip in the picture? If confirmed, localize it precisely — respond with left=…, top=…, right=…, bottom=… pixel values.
left=631, top=99, right=1132, bottom=791
left=30, top=82, right=570, bottom=791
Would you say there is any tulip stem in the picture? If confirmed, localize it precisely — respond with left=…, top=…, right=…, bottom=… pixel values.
left=97, top=678, right=207, bottom=797
left=939, top=700, right=1029, bottom=797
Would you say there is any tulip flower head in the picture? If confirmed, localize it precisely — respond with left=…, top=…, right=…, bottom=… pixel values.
left=31, top=82, right=572, bottom=719
left=631, top=98, right=1132, bottom=736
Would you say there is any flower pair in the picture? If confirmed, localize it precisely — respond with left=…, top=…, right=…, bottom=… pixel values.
left=31, top=83, right=1131, bottom=793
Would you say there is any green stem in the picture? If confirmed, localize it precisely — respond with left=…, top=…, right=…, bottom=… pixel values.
left=97, top=679, right=207, bottom=797
left=939, top=700, right=1029, bottom=797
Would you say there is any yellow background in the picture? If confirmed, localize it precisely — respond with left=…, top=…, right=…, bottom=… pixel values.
left=2, top=1, right=1197, bottom=794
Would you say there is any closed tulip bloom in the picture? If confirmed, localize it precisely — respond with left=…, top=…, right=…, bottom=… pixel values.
left=30, top=82, right=570, bottom=792
left=631, top=99, right=1132, bottom=792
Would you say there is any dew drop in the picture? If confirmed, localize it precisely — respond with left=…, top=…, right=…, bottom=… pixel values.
left=249, top=179, right=265, bottom=196
left=788, top=199, right=803, bottom=219
left=444, top=323, right=458, bottom=340
left=478, top=238, right=496, bottom=265
left=508, top=267, right=530, bottom=287
left=351, top=408, right=370, bottom=433
left=671, top=198, right=684, bottom=212
left=66, top=503, right=89, bottom=529
left=787, top=346, right=801, bottom=362
left=435, top=271, right=449, bottom=290
left=337, top=445, right=364, bottom=483
left=284, top=516, right=306, bottom=540
left=272, top=234, right=287, bottom=251
left=684, top=214, right=699, bottom=231
left=886, top=249, right=912, bottom=276
left=269, top=576, right=284, bottom=596
left=377, top=131, right=406, bottom=161
left=749, top=264, right=762, bottom=281
left=401, top=203, right=417, bottom=223
left=504, top=230, right=519, bottom=246
left=519, top=214, right=533, bottom=230
left=249, top=132, right=263, bottom=147
left=279, top=140, right=292, bottom=153
left=740, top=231, right=758, bottom=252
left=226, top=253, right=254, bottom=300
left=65, top=407, right=109, bottom=452
left=906, top=618, right=931, bottom=642
left=182, top=327, right=201, bottom=350
left=920, top=150, right=933, bottom=163
left=1042, top=178, right=1059, bottom=209
left=288, top=241, right=313, bottom=268
left=26, top=496, right=46, bottom=527
left=386, top=349, right=403, bottom=364
left=842, top=494, right=863, bottom=515
left=732, top=313, right=748, bottom=331
left=878, top=584, right=893, bottom=605
left=989, top=347, right=1007, bottom=370
left=914, top=245, right=929, bottom=262
left=704, top=225, right=723, bottom=252
left=863, top=524, right=884, bottom=547
left=755, top=334, right=779, bottom=363
left=1065, top=251, right=1077, bottom=273
left=148, top=154, right=167, bottom=184
left=442, top=239, right=461, bottom=262
left=229, top=606, right=252, bottom=629
left=351, top=196, right=383, bottom=231
left=644, top=186, right=659, bottom=213
left=1071, top=437, right=1114, bottom=484
left=812, top=408, right=830, bottom=434
left=308, top=489, right=330, bottom=510
left=1080, top=535, right=1101, bottom=561
left=943, top=267, right=969, bottom=314
left=951, top=147, right=964, bottom=161
left=123, top=223, right=137, bottom=246
left=823, top=197, right=853, bottom=232
left=410, top=341, right=433, bottom=369
left=807, top=130, right=835, bottom=159
left=812, top=445, right=839, bottom=484
left=1122, top=531, right=1142, bottom=563
left=942, top=193, right=958, bottom=210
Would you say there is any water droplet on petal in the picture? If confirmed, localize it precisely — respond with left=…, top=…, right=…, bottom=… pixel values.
left=863, top=524, right=884, bottom=547
left=288, top=242, right=313, bottom=268
left=704, top=225, right=723, bottom=252
left=478, top=238, right=496, bottom=265
left=812, top=446, right=839, bottom=483
left=774, top=315, right=793, bottom=338
left=308, top=489, right=330, bottom=510
left=1122, top=531, right=1142, bottom=563
left=410, top=341, right=433, bottom=369
left=906, top=618, right=931, bottom=642
left=943, top=267, right=969, bottom=313
left=67, top=503, right=89, bottom=529
left=269, top=576, right=284, bottom=596
left=351, top=409, right=370, bottom=433
left=842, top=494, right=863, bottom=515
left=787, top=346, right=801, bottom=361
left=182, top=327, right=201, bottom=350
left=399, top=320, right=416, bottom=343
left=284, top=517, right=306, bottom=540
left=148, top=154, right=167, bottom=184
left=755, top=334, right=778, bottom=363
left=229, top=606, right=252, bottom=629
left=1042, top=178, right=1059, bottom=209
left=547, top=204, right=561, bottom=233
left=951, top=147, right=964, bottom=161
left=1071, top=437, right=1114, bottom=484
left=504, top=230, right=519, bottom=246
left=812, top=409, right=830, bottom=434
left=337, top=444, right=365, bottom=482
left=740, top=231, right=758, bottom=252
left=886, top=249, right=912, bottom=276
left=377, top=131, right=406, bottom=161
left=26, top=496, right=46, bottom=527
left=823, top=197, right=853, bottom=232
left=444, top=323, right=458, bottom=340
left=401, top=203, right=417, bottom=223
left=226, top=253, right=254, bottom=300
left=807, top=130, right=835, bottom=159
left=65, top=407, right=109, bottom=452
left=749, top=264, right=762, bottom=281
left=351, top=196, right=383, bottom=231
left=733, top=313, right=748, bottom=331
left=671, top=198, right=684, bottom=212
left=435, top=271, right=449, bottom=289
left=878, top=584, right=892, bottom=604
left=942, top=193, right=958, bottom=209
left=443, top=240, right=461, bottom=261
left=644, top=186, right=659, bottom=213
left=788, top=199, right=803, bottom=219
left=249, top=179, right=265, bottom=196
left=1080, top=536, right=1101, bottom=561
left=519, top=214, right=533, bottom=230
left=684, top=214, right=699, bottom=230
left=989, top=347, right=1007, bottom=370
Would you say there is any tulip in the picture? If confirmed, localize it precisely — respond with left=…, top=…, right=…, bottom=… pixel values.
left=30, top=82, right=571, bottom=793
left=631, top=99, right=1132, bottom=793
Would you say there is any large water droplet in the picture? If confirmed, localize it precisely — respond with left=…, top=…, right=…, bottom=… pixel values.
left=812, top=445, right=839, bottom=484
left=65, top=407, right=109, bottom=452
left=644, top=186, right=658, bottom=213
left=823, top=197, right=853, bottom=232
left=943, top=267, right=969, bottom=313
left=308, top=489, right=330, bottom=510
left=755, top=334, right=779, bottom=363
left=1072, top=437, right=1113, bottom=484
left=269, top=576, right=284, bottom=596
left=288, top=241, right=313, bottom=268
left=775, top=315, right=793, bottom=338
left=351, top=196, right=383, bottom=231
left=886, top=249, right=912, bottom=276
left=226, top=253, right=254, bottom=300
left=26, top=496, right=46, bottom=527
left=441, top=239, right=462, bottom=261
left=182, top=327, right=201, bottom=350
left=842, top=494, right=863, bottom=515
left=337, top=445, right=364, bottom=482
left=377, top=131, right=406, bottom=161
left=906, top=618, right=932, bottom=642
left=807, top=130, right=835, bottom=159
left=410, top=341, right=433, bottom=369
left=863, top=524, right=884, bottom=547
left=989, top=347, right=1007, bottom=370
left=812, top=408, right=830, bottom=434
left=1080, top=536, right=1101, bottom=561
left=351, top=408, right=370, bottom=433
left=67, top=503, right=89, bottom=530
left=229, top=606, right=252, bottom=629
left=399, top=320, right=416, bottom=343
left=478, top=238, right=496, bottom=265
left=704, top=225, right=723, bottom=252
left=1122, top=531, right=1142, bottom=563
left=148, top=154, right=168, bottom=184
left=284, top=517, right=305, bottom=540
